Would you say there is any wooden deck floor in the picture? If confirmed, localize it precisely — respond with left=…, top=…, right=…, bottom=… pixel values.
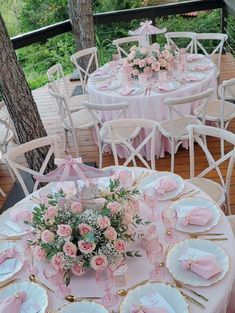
left=1, top=53, right=235, bottom=212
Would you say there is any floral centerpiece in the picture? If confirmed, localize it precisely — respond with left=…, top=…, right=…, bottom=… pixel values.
left=28, top=172, right=147, bottom=285
left=126, top=45, right=174, bottom=78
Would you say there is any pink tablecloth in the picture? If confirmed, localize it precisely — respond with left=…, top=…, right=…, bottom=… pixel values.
left=87, top=57, right=217, bottom=160
left=1, top=167, right=234, bottom=313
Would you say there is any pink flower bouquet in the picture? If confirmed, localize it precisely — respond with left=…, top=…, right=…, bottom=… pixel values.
left=28, top=176, right=146, bottom=285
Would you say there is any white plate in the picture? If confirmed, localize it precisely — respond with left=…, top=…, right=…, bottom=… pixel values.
left=177, top=72, right=206, bottom=83
left=139, top=171, right=185, bottom=201
left=187, top=62, right=214, bottom=72
left=0, top=241, right=24, bottom=283
left=155, top=81, right=181, bottom=93
left=118, top=86, right=144, bottom=96
left=90, top=70, right=113, bottom=81
left=96, top=80, right=122, bottom=91
left=0, top=212, right=28, bottom=238
left=166, top=239, right=229, bottom=287
left=120, top=282, right=188, bottom=313
left=61, top=301, right=108, bottom=313
left=0, top=281, right=48, bottom=313
left=171, top=197, right=221, bottom=233
left=187, top=54, right=204, bottom=63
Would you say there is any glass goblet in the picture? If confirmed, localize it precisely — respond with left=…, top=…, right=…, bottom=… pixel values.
left=95, top=266, right=118, bottom=308
left=143, top=188, right=159, bottom=221
left=146, top=239, right=166, bottom=282
left=44, top=263, right=70, bottom=296
left=162, top=206, right=178, bottom=246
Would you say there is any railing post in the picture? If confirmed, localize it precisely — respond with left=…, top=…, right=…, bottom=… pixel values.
left=151, top=13, right=157, bottom=43
left=221, top=3, right=228, bottom=54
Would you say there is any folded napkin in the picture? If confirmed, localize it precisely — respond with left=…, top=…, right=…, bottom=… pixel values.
left=157, top=83, right=171, bottom=92
left=177, top=207, right=212, bottom=226
left=131, top=305, right=167, bottom=313
left=0, top=248, right=15, bottom=265
left=0, top=291, right=27, bottom=313
left=194, top=64, right=212, bottom=71
left=120, top=87, right=135, bottom=96
left=179, top=247, right=222, bottom=280
left=154, top=176, right=177, bottom=195
left=187, top=55, right=202, bottom=62
left=183, top=74, right=200, bottom=82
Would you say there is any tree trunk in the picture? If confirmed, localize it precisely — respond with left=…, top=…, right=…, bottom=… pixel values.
left=0, top=14, right=55, bottom=173
left=68, top=0, right=96, bottom=71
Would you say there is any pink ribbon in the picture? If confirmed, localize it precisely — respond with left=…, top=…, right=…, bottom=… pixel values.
left=0, top=291, right=26, bottom=313
left=0, top=248, right=15, bottom=265
left=155, top=177, right=177, bottom=195
left=131, top=305, right=167, bottom=313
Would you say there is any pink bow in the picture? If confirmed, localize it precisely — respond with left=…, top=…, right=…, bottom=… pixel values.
left=155, top=177, right=177, bottom=195
left=181, top=255, right=222, bottom=280
left=140, top=20, right=153, bottom=26
left=0, top=248, right=15, bottom=265
left=0, top=291, right=27, bottom=313
left=178, top=207, right=212, bottom=226
left=131, top=304, right=167, bottom=313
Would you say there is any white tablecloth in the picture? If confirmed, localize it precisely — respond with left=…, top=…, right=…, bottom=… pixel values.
left=87, top=57, right=217, bottom=159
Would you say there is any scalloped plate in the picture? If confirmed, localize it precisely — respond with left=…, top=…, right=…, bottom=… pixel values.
left=0, top=281, right=48, bottom=313
left=120, top=282, right=188, bottom=313
left=171, top=197, right=221, bottom=233
left=61, top=300, right=108, bottom=313
left=166, top=239, right=229, bottom=287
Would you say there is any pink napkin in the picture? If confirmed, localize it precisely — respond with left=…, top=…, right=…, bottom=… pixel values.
left=181, top=255, right=222, bottom=280
left=157, top=83, right=171, bottom=92
left=0, top=248, right=15, bottom=265
left=178, top=207, right=212, bottom=226
left=98, top=82, right=110, bottom=90
left=194, top=64, right=212, bottom=71
left=155, top=176, right=177, bottom=195
left=183, top=74, right=200, bottom=82
left=131, top=305, right=167, bottom=313
left=0, top=291, right=27, bottom=313
left=120, top=87, right=135, bottom=96
left=187, top=55, right=201, bottom=62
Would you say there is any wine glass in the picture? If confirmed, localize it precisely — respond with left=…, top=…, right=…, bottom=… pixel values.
left=162, top=206, right=179, bottom=246
left=95, top=266, right=118, bottom=308
left=44, top=263, right=70, bottom=296
left=143, top=188, right=159, bottom=221
left=146, top=238, right=166, bottom=282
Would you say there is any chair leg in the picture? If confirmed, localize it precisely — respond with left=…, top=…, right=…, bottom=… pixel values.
left=0, top=187, right=6, bottom=197
left=99, top=145, right=103, bottom=169
left=170, top=138, right=175, bottom=172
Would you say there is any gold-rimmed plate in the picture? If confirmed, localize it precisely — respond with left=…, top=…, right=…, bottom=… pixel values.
left=60, top=300, right=108, bottom=313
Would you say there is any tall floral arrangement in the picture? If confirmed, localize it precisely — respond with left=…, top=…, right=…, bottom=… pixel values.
left=29, top=173, right=146, bottom=285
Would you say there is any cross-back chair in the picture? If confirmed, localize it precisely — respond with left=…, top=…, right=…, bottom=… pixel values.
left=159, top=88, right=213, bottom=172
left=165, top=32, right=196, bottom=53
left=112, top=35, right=147, bottom=58
left=70, top=47, right=99, bottom=95
left=3, top=135, right=60, bottom=196
left=188, top=124, right=235, bottom=215
left=105, top=118, right=159, bottom=170
left=48, top=85, right=94, bottom=156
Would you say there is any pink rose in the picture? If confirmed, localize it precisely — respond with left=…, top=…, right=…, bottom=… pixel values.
left=34, top=246, right=46, bottom=261
left=139, top=59, right=146, bottom=68
left=51, top=252, right=64, bottom=270
left=41, top=230, right=55, bottom=243
left=45, top=206, right=58, bottom=220
left=114, top=239, right=127, bottom=253
left=143, top=66, right=152, bottom=76
left=107, top=202, right=120, bottom=214
left=152, top=62, right=160, bottom=72
left=97, top=216, right=110, bottom=229
left=146, top=56, right=155, bottom=65
left=57, top=224, right=72, bottom=237
left=104, top=227, right=117, bottom=241
left=71, top=201, right=83, bottom=214
left=78, top=240, right=96, bottom=254
left=63, top=242, right=77, bottom=257
left=78, top=223, right=92, bottom=236
left=132, top=69, right=139, bottom=77
left=122, top=213, right=133, bottom=225
left=133, top=58, right=140, bottom=65
left=162, top=49, right=170, bottom=59
left=160, top=59, right=167, bottom=68
left=90, top=255, right=108, bottom=270
left=71, top=262, right=85, bottom=276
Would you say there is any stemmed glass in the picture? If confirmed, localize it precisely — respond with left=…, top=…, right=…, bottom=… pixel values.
left=143, top=188, right=159, bottom=221
left=146, top=238, right=166, bottom=282
left=44, top=263, right=70, bottom=296
left=162, top=206, right=178, bottom=246
left=95, top=266, right=118, bottom=308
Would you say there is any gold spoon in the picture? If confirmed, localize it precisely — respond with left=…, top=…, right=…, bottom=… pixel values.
left=117, top=279, right=148, bottom=296
left=174, top=279, right=208, bottom=302
left=65, top=295, right=101, bottom=302
left=29, top=274, right=55, bottom=293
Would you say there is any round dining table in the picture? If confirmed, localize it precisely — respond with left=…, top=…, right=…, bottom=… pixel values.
left=87, top=56, right=217, bottom=159
left=0, top=167, right=234, bottom=313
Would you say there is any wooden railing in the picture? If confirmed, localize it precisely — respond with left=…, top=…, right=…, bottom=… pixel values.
left=11, top=0, right=226, bottom=50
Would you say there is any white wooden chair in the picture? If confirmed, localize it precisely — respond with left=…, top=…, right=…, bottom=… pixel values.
left=48, top=85, right=94, bottom=156
left=227, top=215, right=235, bottom=236
left=3, top=135, right=60, bottom=196
left=70, top=47, right=99, bottom=94
left=188, top=124, right=235, bottom=215
left=84, top=102, right=140, bottom=169
left=165, top=32, right=196, bottom=53
left=112, top=35, right=147, bottom=58
left=0, top=107, right=14, bottom=155
left=159, top=88, right=213, bottom=172
left=47, top=64, right=87, bottom=112
left=106, top=118, right=159, bottom=170
left=218, top=77, right=235, bottom=101
left=195, top=33, right=228, bottom=74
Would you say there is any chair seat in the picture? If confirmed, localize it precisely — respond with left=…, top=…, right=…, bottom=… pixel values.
left=69, top=94, right=88, bottom=112
left=100, top=123, right=140, bottom=144
left=64, top=109, right=94, bottom=130
left=159, top=116, right=201, bottom=139
left=218, top=84, right=235, bottom=101
left=188, top=177, right=225, bottom=206
left=195, top=99, right=235, bottom=122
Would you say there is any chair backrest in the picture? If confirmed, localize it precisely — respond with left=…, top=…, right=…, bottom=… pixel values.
left=195, top=33, right=228, bottom=70
left=105, top=118, right=159, bottom=170
left=164, top=88, right=213, bottom=139
left=165, top=32, right=196, bottom=53
left=0, top=101, right=15, bottom=153
left=188, top=124, right=235, bottom=212
left=3, top=135, right=60, bottom=196
left=70, top=47, right=99, bottom=94
left=113, top=35, right=147, bottom=58
left=219, top=77, right=235, bottom=129
left=47, top=63, right=70, bottom=97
